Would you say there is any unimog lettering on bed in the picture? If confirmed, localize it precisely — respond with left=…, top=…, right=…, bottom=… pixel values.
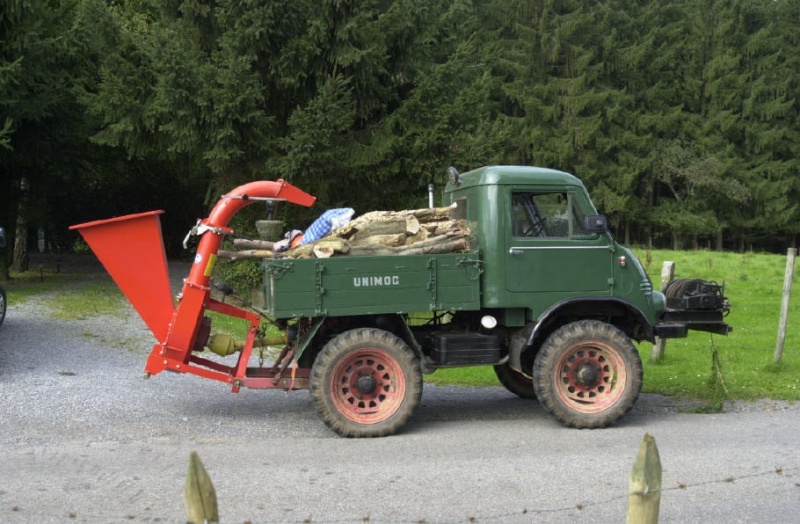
left=353, top=276, right=401, bottom=287
left=72, top=166, right=731, bottom=437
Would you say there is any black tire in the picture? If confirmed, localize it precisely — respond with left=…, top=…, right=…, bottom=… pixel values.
left=493, top=362, right=536, bottom=399
left=0, top=285, right=6, bottom=328
left=533, top=320, right=642, bottom=429
left=310, top=328, right=422, bottom=438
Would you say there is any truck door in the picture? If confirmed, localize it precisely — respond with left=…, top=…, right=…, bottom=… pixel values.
left=505, top=191, right=613, bottom=294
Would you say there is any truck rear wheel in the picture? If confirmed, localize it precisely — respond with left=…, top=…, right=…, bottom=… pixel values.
left=310, top=328, right=422, bottom=438
left=533, top=320, right=642, bottom=428
left=493, top=362, right=536, bottom=399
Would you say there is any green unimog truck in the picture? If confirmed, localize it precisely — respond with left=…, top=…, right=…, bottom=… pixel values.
left=262, top=165, right=731, bottom=437
left=73, top=164, right=731, bottom=438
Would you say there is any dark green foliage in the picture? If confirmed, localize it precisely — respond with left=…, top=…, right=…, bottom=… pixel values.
left=2, top=0, right=800, bottom=255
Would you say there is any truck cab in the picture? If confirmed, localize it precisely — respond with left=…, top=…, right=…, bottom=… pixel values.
left=426, top=166, right=729, bottom=426
left=446, top=165, right=662, bottom=337
left=450, top=165, right=726, bottom=321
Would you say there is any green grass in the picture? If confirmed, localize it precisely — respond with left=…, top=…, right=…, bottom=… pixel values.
left=2, top=270, right=79, bottom=304
left=45, top=281, right=129, bottom=320
left=4, top=269, right=128, bottom=319
left=5, top=249, right=799, bottom=402
left=631, top=249, right=800, bottom=402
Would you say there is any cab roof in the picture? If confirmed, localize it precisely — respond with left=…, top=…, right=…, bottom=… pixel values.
left=446, top=165, right=584, bottom=193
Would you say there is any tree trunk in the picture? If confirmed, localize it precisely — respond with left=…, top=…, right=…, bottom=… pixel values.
left=0, top=251, right=8, bottom=280
left=13, top=177, right=29, bottom=272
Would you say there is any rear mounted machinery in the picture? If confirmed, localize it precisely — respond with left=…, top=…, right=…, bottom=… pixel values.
left=70, top=179, right=317, bottom=392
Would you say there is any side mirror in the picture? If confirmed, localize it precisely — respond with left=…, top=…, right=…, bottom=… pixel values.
left=0, top=227, right=5, bottom=248
left=584, top=214, right=608, bottom=233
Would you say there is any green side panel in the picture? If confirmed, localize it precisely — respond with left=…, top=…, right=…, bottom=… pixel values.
left=263, top=253, right=481, bottom=318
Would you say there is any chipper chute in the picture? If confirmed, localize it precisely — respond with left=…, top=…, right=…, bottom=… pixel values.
left=70, top=179, right=316, bottom=391
left=68, top=210, right=174, bottom=341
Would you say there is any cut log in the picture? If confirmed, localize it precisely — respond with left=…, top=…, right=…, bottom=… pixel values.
left=232, top=238, right=275, bottom=250
left=286, top=238, right=350, bottom=259
left=405, top=215, right=421, bottom=235
left=398, top=231, right=462, bottom=250
left=313, top=244, right=335, bottom=258
left=350, top=233, right=407, bottom=248
left=397, top=237, right=467, bottom=255
left=338, top=204, right=456, bottom=238
left=223, top=205, right=469, bottom=261
left=218, top=249, right=274, bottom=260
left=409, top=204, right=458, bottom=221
left=349, top=218, right=408, bottom=240
left=348, top=234, right=468, bottom=257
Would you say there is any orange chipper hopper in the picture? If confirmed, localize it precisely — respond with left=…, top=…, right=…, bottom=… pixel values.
left=70, top=179, right=316, bottom=382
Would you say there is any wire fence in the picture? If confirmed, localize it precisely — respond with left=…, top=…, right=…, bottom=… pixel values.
left=2, top=464, right=796, bottom=523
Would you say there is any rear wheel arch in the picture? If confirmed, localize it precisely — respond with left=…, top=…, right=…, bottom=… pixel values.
left=301, top=314, right=421, bottom=367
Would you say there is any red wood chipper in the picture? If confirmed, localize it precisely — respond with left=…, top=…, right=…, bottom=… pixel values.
left=70, top=180, right=317, bottom=392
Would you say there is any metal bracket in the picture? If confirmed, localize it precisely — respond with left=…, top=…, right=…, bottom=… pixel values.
left=266, top=260, right=294, bottom=280
left=458, top=256, right=484, bottom=281
left=427, top=258, right=438, bottom=309
left=294, top=316, right=326, bottom=362
left=314, top=262, right=327, bottom=316
left=182, top=219, right=232, bottom=249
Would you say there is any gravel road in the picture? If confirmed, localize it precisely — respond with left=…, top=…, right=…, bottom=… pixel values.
left=0, top=256, right=798, bottom=523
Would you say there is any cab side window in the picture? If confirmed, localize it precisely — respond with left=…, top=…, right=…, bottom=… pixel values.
left=512, top=194, right=539, bottom=237
left=511, top=192, right=589, bottom=238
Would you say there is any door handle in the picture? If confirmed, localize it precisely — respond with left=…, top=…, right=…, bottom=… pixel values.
left=509, top=247, right=523, bottom=256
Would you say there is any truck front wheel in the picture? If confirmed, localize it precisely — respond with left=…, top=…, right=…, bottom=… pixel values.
left=311, top=328, right=422, bottom=438
left=533, top=320, right=642, bottom=428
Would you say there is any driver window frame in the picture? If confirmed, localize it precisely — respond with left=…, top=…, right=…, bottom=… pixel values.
left=510, top=191, right=591, bottom=239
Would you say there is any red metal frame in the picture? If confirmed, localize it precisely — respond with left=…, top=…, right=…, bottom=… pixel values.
left=72, top=179, right=316, bottom=392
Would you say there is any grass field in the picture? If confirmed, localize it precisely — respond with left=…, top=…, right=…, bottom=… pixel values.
left=631, top=249, right=800, bottom=402
left=4, top=249, right=798, bottom=403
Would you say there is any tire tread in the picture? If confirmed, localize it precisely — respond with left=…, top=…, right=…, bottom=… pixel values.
left=533, top=320, right=642, bottom=429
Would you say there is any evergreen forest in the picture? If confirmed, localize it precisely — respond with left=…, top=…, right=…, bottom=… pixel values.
left=2, top=0, right=800, bottom=271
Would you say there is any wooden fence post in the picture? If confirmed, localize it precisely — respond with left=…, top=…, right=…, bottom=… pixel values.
left=185, top=451, right=219, bottom=524
left=627, top=433, right=662, bottom=524
left=651, top=261, right=675, bottom=362
left=774, top=248, right=797, bottom=364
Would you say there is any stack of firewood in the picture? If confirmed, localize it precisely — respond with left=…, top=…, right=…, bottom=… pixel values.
left=218, top=204, right=471, bottom=260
